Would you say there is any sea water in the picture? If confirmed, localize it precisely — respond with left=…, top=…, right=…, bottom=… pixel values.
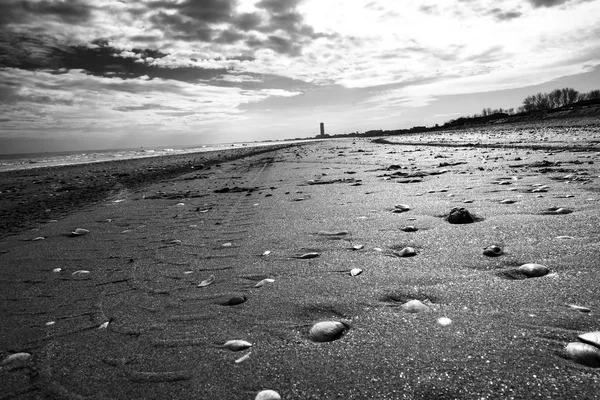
left=0, top=140, right=311, bottom=172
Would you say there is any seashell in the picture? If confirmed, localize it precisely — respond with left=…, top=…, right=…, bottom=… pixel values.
left=184, top=271, right=194, bottom=275
left=98, top=321, right=110, bottom=329
left=46, top=321, right=55, bottom=326
left=352, top=244, right=364, bottom=250
left=463, top=199, right=474, bottom=203
left=400, top=226, right=418, bottom=232
left=2, top=352, right=32, bottom=365
left=350, top=268, right=363, bottom=276
left=71, top=228, right=89, bottom=236
left=176, top=203, right=185, bottom=206
left=578, top=332, right=600, bottom=349
left=222, top=295, right=247, bottom=306
left=165, top=239, right=181, bottom=245
left=446, top=207, right=476, bottom=224
left=262, top=250, right=271, bottom=256
left=392, top=204, right=411, bottom=213
left=222, top=242, right=232, bottom=247
left=567, top=304, right=591, bottom=313
left=401, top=300, right=430, bottom=313
left=294, top=252, right=320, bottom=259
left=308, top=321, right=348, bottom=343
left=198, top=275, right=215, bottom=287
left=394, top=247, right=417, bottom=257
left=555, top=236, right=575, bottom=240
left=373, top=247, right=383, bottom=252
left=235, top=352, right=251, bottom=363
left=72, top=270, right=90, bottom=275
left=255, top=390, right=281, bottom=400
left=255, top=278, right=275, bottom=288
left=482, top=245, right=503, bottom=257
left=32, top=236, right=45, bottom=241
left=554, top=208, right=572, bottom=214
left=317, top=230, right=348, bottom=236
left=565, top=342, right=600, bottom=367
left=437, top=317, right=452, bottom=326
left=518, top=263, right=549, bottom=278
left=500, top=199, right=516, bottom=204
left=222, top=340, right=252, bottom=351
left=52, top=268, right=62, bottom=273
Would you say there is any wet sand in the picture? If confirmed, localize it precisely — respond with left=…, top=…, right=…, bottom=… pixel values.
left=1, top=121, right=600, bottom=399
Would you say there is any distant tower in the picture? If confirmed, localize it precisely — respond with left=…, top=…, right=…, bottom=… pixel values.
left=320, top=122, right=325, bottom=137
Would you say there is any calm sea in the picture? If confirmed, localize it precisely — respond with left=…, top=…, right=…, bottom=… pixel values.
left=0, top=140, right=310, bottom=172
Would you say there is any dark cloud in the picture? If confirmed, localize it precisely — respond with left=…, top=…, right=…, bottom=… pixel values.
left=488, top=8, right=522, bottom=21
left=114, top=103, right=182, bottom=112
left=527, top=0, right=570, bottom=7
left=0, top=0, right=93, bottom=26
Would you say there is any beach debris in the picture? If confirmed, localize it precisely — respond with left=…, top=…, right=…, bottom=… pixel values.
left=400, top=226, right=418, bottom=232
left=255, top=390, right=281, bottom=400
left=262, top=250, right=271, bottom=256
left=308, top=321, right=348, bottom=342
left=483, top=245, right=503, bottom=257
left=198, top=275, right=215, bottom=287
left=255, top=278, right=275, bottom=288
left=2, top=352, right=31, bottom=366
left=579, top=332, right=600, bottom=348
left=565, top=342, right=600, bottom=368
left=52, top=268, right=62, bottom=273
left=293, top=252, right=320, bottom=259
left=98, top=321, right=110, bottom=329
left=555, top=236, right=575, bottom=240
left=388, top=247, right=417, bottom=258
left=518, top=263, right=550, bottom=278
left=32, top=236, right=45, bottom=241
left=71, top=228, right=89, bottom=236
left=542, top=207, right=573, bottom=215
left=437, top=317, right=452, bottom=326
left=222, top=242, right=232, bottom=247
left=401, top=300, right=430, bottom=313
left=72, top=270, right=90, bottom=275
left=350, top=268, right=363, bottom=276
left=567, top=304, right=591, bottom=313
left=235, top=352, right=251, bottom=364
left=222, top=340, right=252, bottom=351
left=351, top=244, right=364, bottom=250
left=445, top=207, right=479, bottom=224
left=221, top=295, right=247, bottom=306
left=392, top=204, right=411, bottom=213
left=176, top=202, right=185, bottom=206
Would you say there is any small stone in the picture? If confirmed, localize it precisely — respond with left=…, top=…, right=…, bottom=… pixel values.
left=518, top=263, right=549, bottom=278
left=400, top=226, right=418, bottom=232
left=483, top=245, right=503, bottom=257
left=579, top=332, right=600, bottom=348
left=401, top=300, right=430, bottom=313
left=565, top=342, right=600, bottom=367
left=308, top=321, right=348, bottom=342
left=437, top=317, right=452, bottom=326
left=255, top=390, right=281, bottom=400
left=446, top=207, right=477, bottom=224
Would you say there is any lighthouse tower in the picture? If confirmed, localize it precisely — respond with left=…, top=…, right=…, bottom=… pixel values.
left=320, top=122, right=325, bottom=137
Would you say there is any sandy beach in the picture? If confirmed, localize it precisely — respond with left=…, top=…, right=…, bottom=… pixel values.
left=1, top=120, right=600, bottom=399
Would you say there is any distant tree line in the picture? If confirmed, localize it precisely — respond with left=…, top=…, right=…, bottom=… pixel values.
left=519, top=88, right=600, bottom=112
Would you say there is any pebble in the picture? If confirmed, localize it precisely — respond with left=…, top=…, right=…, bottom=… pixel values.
left=317, top=230, right=349, bottom=236
left=482, top=245, right=503, bottom=257
left=401, top=300, right=430, bottom=313
left=308, top=321, right=348, bottom=342
left=578, top=332, right=600, bottom=348
left=446, top=207, right=477, bottom=224
left=2, top=352, right=31, bottom=365
left=400, top=226, right=418, bottom=232
left=518, top=263, right=550, bottom=278
left=437, top=317, right=452, bottom=326
left=352, top=244, right=364, bottom=250
left=255, top=278, right=275, bottom=288
left=255, top=390, right=281, bottom=400
left=222, top=295, right=247, bottom=306
left=500, top=199, right=516, bottom=204
left=393, top=204, right=411, bottom=213
left=294, top=252, right=320, bottom=259
left=350, top=268, right=363, bottom=276
left=567, top=304, right=591, bottom=313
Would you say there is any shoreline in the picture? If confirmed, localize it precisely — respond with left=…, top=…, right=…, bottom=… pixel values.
left=0, top=143, right=302, bottom=239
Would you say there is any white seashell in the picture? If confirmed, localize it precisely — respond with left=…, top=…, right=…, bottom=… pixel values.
left=578, top=331, right=600, bottom=349
left=72, top=270, right=90, bottom=275
left=352, top=244, right=364, bottom=250
left=518, top=263, right=549, bottom=278
left=46, top=321, right=55, bottom=326
left=176, top=202, right=185, bottom=206
left=235, top=352, right=251, bottom=364
left=373, top=247, right=383, bottom=252
left=165, top=239, right=181, bottom=245
left=437, top=317, right=452, bottom=326
left=255, top=390, right=281, bottom=400
left=52, top=268, right=62, bottom=273
left=401, top=300, right=430, bottom=313
left=222, top=340, right=252, bottom=351
left=393, top=204, right=411, bottom=213
left=567, top=304, right=591, bottom=313
left=98, top=321, right=110, bottom=329
left=198, top=275, right=215, bottom=287
left=555, top=236, right=575, bottom=240
left=255, top=278, right=275, bottom=288
left=222, top=242, right=232, bottom=247
left=350, top=268, right=363, bottom=276
left=565, top=342, right=600, bottom=367
left=554, top=208, right=572, bottom=214
left=71, top=228, right=89, bottom=236
left=183, top=271, right=194, bottom=275
left=395, top=247, right=417, bottom=257
left=294, top=252, right=320, bottom=259
left=262, top=250, right=271, bottom=256
left=32, top=236, right=45, bottom=241
left=500, top=199, right=516, bottom=204
left=308, top=321, right=348, bottom=342
left=2, top=352, right=31, bottom=365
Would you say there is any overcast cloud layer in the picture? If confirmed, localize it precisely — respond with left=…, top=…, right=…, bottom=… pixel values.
left=1, top=0, right=600, bottom=152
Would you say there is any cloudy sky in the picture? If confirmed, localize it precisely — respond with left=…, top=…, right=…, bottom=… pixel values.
left=1, top=0, right=600, bottom=153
